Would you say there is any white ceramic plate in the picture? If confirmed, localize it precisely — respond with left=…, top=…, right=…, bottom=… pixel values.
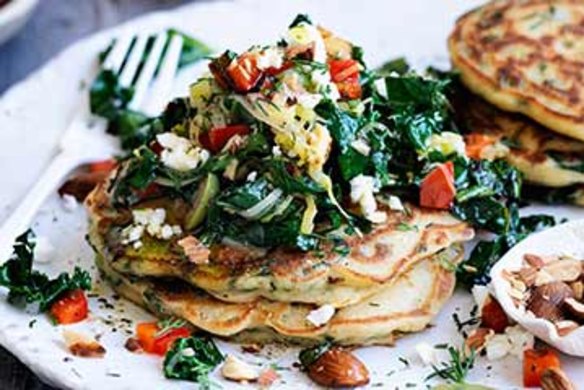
left=1, top=0, right=583, bottom=388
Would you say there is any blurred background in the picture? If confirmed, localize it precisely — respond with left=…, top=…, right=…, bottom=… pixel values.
left=0, top=0, right=207, bottom=94
left=0, top=2, right=207, bottom=388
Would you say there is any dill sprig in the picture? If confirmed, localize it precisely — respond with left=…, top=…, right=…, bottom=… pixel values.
left=156, top=317, right=188, bottom=337
left=427, top=345, right=476, bottom=384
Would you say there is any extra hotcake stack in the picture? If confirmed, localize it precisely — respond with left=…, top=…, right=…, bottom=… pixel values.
left=449, top=0, right=584, bottom=205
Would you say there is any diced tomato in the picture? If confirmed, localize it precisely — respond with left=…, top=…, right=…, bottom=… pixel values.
left=419, top=161, right=456, bottom=209
left=134, top=182, right=162, bottom=200
left=523, top=348, right=561, bottom=387
left=227, top=53, right=263, bottom=93
left=465, top=134, right=498, bottom=160
left=152, top=327, right=191, bottom=355
left=480, top=295, right=510, bottom=333
left=88, top=159, right=117, bottom=173
left=149, top=140, right=164, bottom=155
left=135, top=321, right=192, bottom=356
left=50, top=289, right=88, bottom=325
left=265, top=61, right=293, bottom=76
left=201, top=124, right=250, bottom=153
left=328, top=59, right=361, bottom=99
left=329, top=59, right=360, bottom=83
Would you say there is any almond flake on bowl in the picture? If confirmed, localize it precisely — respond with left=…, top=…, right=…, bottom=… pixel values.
left=306, top=304, right=335, bottom=327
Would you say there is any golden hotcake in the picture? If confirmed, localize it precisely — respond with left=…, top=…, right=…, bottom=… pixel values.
left=454, top=87, right=584, bottom=188
left=95, top=244, right=462, bottom=346
left=449, top=0, right=584, bottom=141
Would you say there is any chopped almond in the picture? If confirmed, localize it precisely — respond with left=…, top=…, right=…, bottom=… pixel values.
left=63, top=330, right=106, bottom=358
left=465, top=327, right=494, bottom=355
left=178, top=236, right=210, bottom=265
left=257, top=367, right=280, bottom=387
left=524, top=254, right=547, bottom=268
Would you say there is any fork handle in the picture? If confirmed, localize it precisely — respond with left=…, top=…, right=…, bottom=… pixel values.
left=0, top=152, right=82, bottom=262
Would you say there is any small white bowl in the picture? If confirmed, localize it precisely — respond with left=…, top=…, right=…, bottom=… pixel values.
left=491, top=220, right=584, bottom=357
left=0, top=0, right=39, bottom=46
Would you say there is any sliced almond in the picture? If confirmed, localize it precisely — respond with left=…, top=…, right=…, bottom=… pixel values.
left=524, top=253, right=547, bottom=268
left=178, top=236, right=210, bottom=265
left=63, top=330, right=106, bottom=358
left=535, top=270, right=556, bottom=287
left=464, top=327, right=494, bottom=355
left=564, top=297, right=584, bottom=322
left=307, top=348, right=369, bottom=388
left=527, top=282, right=574, bottom=323
left=518, top=267, right=538, bottom=287
left=569, top=281, right=583, bottom=301
left=221, top=354, right=259, bottom=382
left=539, top=259, right=582, bottom=284
left=555, top=320, right=580, bottom=337
left=541, top=367, right=575, bottom=390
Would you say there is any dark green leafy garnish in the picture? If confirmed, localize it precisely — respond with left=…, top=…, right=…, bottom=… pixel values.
left=298, top=339, right=334, bottom=369
left=457, top=212, right=555, bottom=286
left=427, top=345, right=476, bottom=384
left=0, top=230, right=91, bottom=312
left=163, top=336, right=224, bottom=388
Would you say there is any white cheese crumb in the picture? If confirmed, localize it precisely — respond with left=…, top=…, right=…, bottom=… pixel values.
left=33, top=236, right=55, bottom=264
left=246, top=171, right=258, bottom=182
left=306, top=304, right=336, bottom=327
left=256, top=47, right=284, bottom=70
left=182, top=347, right=195, bottom=357
left=415, top=343, right=438, bottom=366
left=157, top=133, right=209, bottom=171
left=484, top=325, right=534, bottom=361
left=427, top=132, right=466, bottom=157
left=485, top=334, right=512, bottom=361
left=350, top=175, right=387, bottom=224
left=350, top=138, right=371, bottom=156
left=387, top=195, right=404, bottom=211
left=272, top=145, right=283, bottom=156
left=221, top=354, right=259, bottom=382
left=121, top=208, right=182, bottom=247
left=61, top=194, right=79, bottom=213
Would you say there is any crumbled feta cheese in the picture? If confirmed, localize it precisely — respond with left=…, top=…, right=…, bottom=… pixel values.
left=246, top=171, right=258, bottom=182
left=427, top=132, right=466, bottom=157
left=485, top=334, right=512, bottom=361
left=351, top=138, right=371, bottom=156
left=387, top=195, right=404, bottom=211
left=33, top=236, right=55, bottom=263
left=121, top=208, right=182, bottom=247
left=484, top=325, right=534, bottom=361
left=415, top=343, right=439, bottom=366
left=61, top=194, right=79, bottom=213
left=182, top=347, right=195, bottom=357
left=272, top=145, right=282, bottom=156
left=350, top=175, right=387, bottom=223
left=256, top=47, right=284, bottom=70
left=306, top=304, right=336, bottom=327
left=156, top=133, right=209, bottom=171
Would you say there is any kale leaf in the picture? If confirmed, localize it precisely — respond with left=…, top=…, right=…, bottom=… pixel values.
left=457, top=212, right=556, bottom=287
left=163, top=336, right=223, bottom=388
left=0, top=231, right=91, bottom=311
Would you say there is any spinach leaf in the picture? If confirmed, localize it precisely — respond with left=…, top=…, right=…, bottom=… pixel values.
left=376, top=57, right=410, bottom=76
left=315, top=100, right=368, bottom=180
left=90, top=70, right=134, bottom=120
left=216, top=178, right=271, bottom=211
left=266, top=159, right=324, bottom=195
left=0, top=230, right=92, bottom=311
left=163, top=336, right=223, bottom=388
left=289, top=14, right=313, bottom=28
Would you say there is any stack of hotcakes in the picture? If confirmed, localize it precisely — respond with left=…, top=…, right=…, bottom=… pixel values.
left=86, top=180, right=474, bottom=346
left=449, top=0, right=584, bottom=205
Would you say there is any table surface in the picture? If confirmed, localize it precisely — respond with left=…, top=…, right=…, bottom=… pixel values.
left=0, top=1, right=202, bottom=388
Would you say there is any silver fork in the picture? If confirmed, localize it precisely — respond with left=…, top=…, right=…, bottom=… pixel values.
left=0, top=30, right=184, bottom=261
